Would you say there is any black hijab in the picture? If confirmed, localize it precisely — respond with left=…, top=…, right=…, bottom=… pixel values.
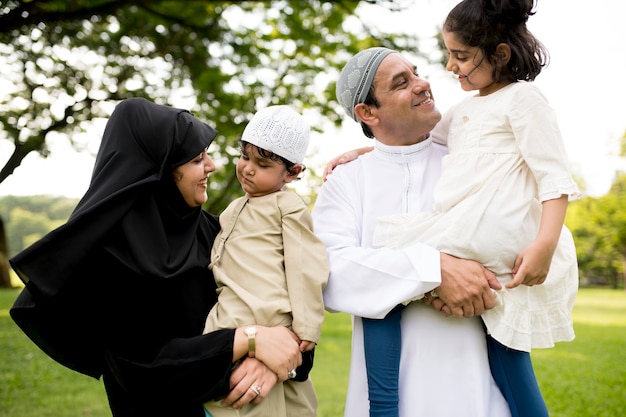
left=10, top=97, right=219, bottom=377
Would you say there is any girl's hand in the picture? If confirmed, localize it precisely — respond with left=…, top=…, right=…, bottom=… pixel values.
left=221, top=358, right=278, bottom=409
left=323, top=146, right=374, bottom=181
left=254, top=326, right=302, bottom=381
left=509, top=194, right=567, bottom=288
left=508, top=240, right=555, bottom=288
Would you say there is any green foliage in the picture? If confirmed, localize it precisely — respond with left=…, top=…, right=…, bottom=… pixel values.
left=0, top=195, right=78, bottom=257
left=1, top=288, right=625, bottom=417
left=566, top=173, right=626, bottom=288
left=0, top=0, right=425, bottom=214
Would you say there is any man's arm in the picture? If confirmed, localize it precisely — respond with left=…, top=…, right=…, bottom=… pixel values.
left=314, top=158, right=497, bottom=319
left=313, top=165, right=441, bottom=318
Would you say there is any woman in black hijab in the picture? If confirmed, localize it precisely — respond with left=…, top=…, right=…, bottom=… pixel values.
left=9, top=98, right=301, bottom=417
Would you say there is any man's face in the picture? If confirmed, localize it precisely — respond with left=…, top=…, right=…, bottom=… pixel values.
left=367, top=53, right=441, bottom=146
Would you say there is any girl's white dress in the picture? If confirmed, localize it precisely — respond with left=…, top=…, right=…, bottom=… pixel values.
left=374, top=81, right=581, bottom=351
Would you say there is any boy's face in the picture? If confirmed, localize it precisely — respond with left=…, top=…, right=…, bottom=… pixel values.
left=236, top=143, right=296, bottom=197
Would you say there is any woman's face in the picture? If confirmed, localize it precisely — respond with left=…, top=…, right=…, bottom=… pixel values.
left=173, top=150, right=216, bottom=207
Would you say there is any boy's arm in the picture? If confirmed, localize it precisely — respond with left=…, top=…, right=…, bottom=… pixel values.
left=508, top=194, right=568, bottom=288
left=282, top=193, right=329, bottom=343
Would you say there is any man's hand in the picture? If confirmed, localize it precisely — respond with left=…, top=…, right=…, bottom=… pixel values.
left=433, top=253, right=500, bottom=318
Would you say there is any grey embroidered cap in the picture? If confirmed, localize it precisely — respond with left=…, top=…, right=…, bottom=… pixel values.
left=241, top=105, right=310, bottom=164
left=336, top=47, right=396, bottom=122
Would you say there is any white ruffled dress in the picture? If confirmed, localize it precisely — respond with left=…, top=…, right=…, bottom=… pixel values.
left=374, top=82, right=581, bottom=352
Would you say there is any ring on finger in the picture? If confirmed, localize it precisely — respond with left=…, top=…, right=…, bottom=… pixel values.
left=249, top=383, right=261, bottom=396
left=288, top=369, right=297, bottom=379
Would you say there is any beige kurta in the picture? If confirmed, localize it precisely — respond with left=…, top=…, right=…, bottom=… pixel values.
left=203, top=190, right=328, bottom=417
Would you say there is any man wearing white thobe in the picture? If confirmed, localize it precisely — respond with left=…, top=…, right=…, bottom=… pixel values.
left=312, top=47, right=512, bottom=417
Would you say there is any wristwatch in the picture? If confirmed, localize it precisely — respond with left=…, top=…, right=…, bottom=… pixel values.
left=244, top=326, right=257, bottom=358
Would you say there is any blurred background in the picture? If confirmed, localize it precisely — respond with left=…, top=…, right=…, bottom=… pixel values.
left=2, top=0, right=625, bottom=289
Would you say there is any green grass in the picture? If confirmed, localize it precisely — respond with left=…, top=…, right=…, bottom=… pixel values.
left=1, top=288, right=625, bottom=416
left=532, top=288, right=626, bottom=417
left=0, top=289, right=110, bottom=417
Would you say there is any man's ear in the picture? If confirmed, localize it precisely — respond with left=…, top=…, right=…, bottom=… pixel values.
left=354, top=103, right=377, bottom=125
left=496, top=43, right=511, bottom=64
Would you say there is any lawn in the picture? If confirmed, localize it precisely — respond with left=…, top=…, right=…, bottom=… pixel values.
left=1, top=288, right=624, bottom=416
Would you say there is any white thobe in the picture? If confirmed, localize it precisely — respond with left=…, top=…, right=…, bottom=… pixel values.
left=312, top=138, right=511, bottom=417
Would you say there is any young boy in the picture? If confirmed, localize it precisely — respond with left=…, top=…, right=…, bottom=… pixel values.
left=203, top=106, right=329, bottom=417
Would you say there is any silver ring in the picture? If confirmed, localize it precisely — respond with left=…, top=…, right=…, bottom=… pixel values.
left=288, top=369, right=297, bottom=379
left=249, top=383, right=261, bottom=396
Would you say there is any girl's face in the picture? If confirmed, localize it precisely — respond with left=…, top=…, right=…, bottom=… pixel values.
left=443, top=30, right=503, bottom=96
left=173, top=149, right=215, bottom=207
left=236, top=144, right=298, bottom=198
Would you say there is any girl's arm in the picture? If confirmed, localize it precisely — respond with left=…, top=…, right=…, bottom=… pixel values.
left=323, top=146, right=373, bottom=181
left=507, top=195, right=568, bottom=288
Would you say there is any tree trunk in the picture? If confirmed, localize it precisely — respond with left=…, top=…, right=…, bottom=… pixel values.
left=0, top=216, right=12, bottom=288
left=622, top=257, right=626, bottom=293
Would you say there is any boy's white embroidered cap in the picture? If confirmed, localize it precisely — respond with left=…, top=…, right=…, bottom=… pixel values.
left=242, top=105, right=310, bottom=164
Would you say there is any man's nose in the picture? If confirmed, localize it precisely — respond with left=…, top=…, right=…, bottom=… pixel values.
left=412, top=76, right=431, bottom=95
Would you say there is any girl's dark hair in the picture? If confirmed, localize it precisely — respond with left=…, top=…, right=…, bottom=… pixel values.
left=444, top=0, right=549, bottom=82
left=240, top=141, right=305, bottom=180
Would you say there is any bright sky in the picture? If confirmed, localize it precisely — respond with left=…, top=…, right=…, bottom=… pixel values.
left=1, top=0, right=625, bottom=198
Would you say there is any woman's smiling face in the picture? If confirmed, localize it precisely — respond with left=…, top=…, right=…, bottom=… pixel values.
left=173, top=149, right=215, bottom=207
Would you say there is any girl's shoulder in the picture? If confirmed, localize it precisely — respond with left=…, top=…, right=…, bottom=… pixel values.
left=508, top=81, right=551, bottom=109
left=504, top=81, right=546, bottom=98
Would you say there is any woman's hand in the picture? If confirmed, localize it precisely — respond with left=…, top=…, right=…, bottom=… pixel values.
left=254, top=326, right=302, bottom=381
left=221, top=358, right=278, bottom=409
left=323, top=146, right=374, bottom=181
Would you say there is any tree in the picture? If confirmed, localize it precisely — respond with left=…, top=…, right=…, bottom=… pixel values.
left=0, top=0, right=435, bottom=287
left=565, top=134, right=626, bottom=290
left=0, top=217, right=9, bottom=287
left=0, top=0, right=430, bottom=212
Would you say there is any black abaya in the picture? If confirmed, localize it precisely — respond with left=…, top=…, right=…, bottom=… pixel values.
left=10, top=98, right=234, bottom=416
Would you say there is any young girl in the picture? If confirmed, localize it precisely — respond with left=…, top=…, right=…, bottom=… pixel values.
left=349, top=1, right=582, bottom=416
left=202, top=105, right=329, bottom=417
